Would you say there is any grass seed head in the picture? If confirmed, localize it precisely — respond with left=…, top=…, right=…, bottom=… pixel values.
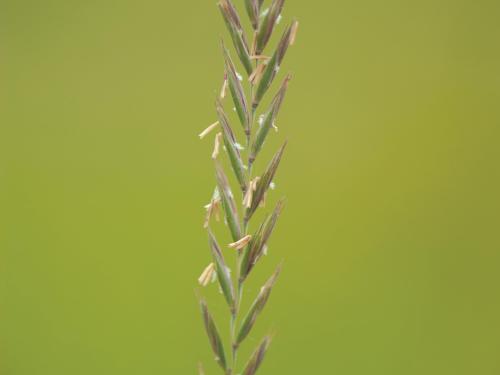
left=199, top=0, right=298, bottom=371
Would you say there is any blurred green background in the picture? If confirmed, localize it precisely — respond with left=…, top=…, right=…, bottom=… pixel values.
left=1, top=0, right=500, bottom=374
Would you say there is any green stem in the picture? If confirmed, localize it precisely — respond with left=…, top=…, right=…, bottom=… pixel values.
left=231, top=279, right=244, bottom=373
left=230, top=311, right=237, bottom=374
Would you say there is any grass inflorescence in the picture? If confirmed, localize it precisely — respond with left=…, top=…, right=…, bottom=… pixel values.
left=197, top=1, right=298, bottom=374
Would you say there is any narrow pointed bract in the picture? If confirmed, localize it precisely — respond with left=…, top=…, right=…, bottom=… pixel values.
left=208, top=230, right=235, bottom=311
left=200, top=299, right=228, bottom=371
left=244, top=0, right=261, bottom=30
left=216, top=99, right=247, bottom=191
left=239, top=221, right=265, bottom=281
left=219, top=0, right=253, bottom=75
left=215, top=162, right=242, bottom=242
left=255, top=0, right=285, bottom=54
left=242, top=336, right=272, bottom=375
left=237, top=265, right=281, bottom=345
left=251, top=75, right=291, bottom=162
left=222, top=43, right=251, bottom=138
left=240, top=199, right=285, bottom=280
left=253, top=20, right=298, bottom=109
left=260, top=199, right=285, bottom=250
left=247, top=142, right=287, bottom=220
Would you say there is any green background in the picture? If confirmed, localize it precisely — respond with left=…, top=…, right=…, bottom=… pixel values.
left=2, top=0, right=500, bottom=374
